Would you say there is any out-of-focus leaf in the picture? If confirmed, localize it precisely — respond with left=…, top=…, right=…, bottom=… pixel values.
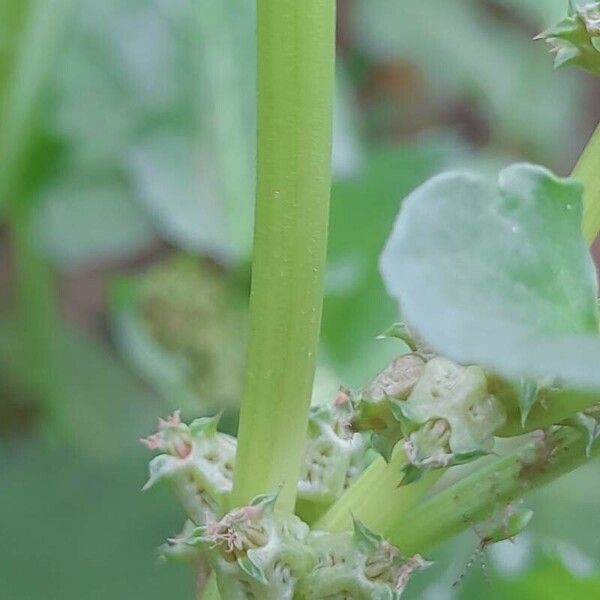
left=381, top=163, right=600, bottom=389
left=322, top=137, right=463, bottom=385
left=34, top=174, right=156, bottom=268
left=0, top=318, right=162, bottom=458
left=349, top=0, right=583, bottom=163
left=528, top=458, right=600, bottom=559
left=42, top=0, right=257, bottom=265
left=192, top=0, right=255, bottom=260
left=48, top=0, right=191, bottom=166
left=127, top=131, right=235, bottom=263
left=112, top=306, right=199, bottom=414
left=0, top=0, right=74, bottom=210
left=0, top=444, right=190, bottom=599
left=494, top=557, right=600, bottom=599
left=110, top=255, right=245, bottom=416
left=39, top=0, right=363, bottom=268
left=493, top=0, right=568, bottom=26
left=332, top=67, right=364, bottom=179
left=0, top=2, right=30, bottom=94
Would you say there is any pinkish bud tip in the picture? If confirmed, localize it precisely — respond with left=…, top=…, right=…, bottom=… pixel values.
left=334, top=388, right=351, bottom=406
left=159, top=410, right=182, bottom=429
left=140, top=433, right=162, bottom=450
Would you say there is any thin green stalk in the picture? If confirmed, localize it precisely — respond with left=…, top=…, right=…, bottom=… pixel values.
left=0, top=0, right=73, bottom=204
left=10, top=205, right=62, bottom=411
left=232, top=0, right=336, bottom=512
left=316, top=447, right=441, bottom=534
left=0, top=0, right=72, bottom=425
left=575, top=123, right=600, bottom=244
left=383, top=427, right=599, bottom=555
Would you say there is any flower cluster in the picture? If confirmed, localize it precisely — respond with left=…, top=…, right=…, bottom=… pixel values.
left=297, top=388, right=369, bottom=512
left=537, top=2, right=600, bottom=75
left=190, top=493, right=314, bottom=600
left=298, top=520, right=431, bottom=599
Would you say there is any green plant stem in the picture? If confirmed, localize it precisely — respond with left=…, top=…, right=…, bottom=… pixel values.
left=574, top=122, right=600, bottom=244
left=200, top=574, right=219, bottom=600
left=382, top=427, right=599, bottom=555
left=315, top=447, right=441, bottom=534
left=0, top=0, right=72, bottom=425
left=499, top=388, right=600, bottom=436
left=232, top=0, right=336, bottom=512
left=10, top=205, right=63, bottom=412
left=0, top=0, right=72, bottom=205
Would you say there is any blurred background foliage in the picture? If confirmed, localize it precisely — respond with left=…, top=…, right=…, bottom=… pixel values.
left=1, top=0, right=599, bottom=598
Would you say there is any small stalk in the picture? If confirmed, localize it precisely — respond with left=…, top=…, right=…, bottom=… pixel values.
left=383, top=427, right=598, bottom=555
left=316, top=447, right=441, bottom=534
left=574, top=123, right=600, bottom=244
left=499, top=388, right=600, bottom=436
left=0, top=0, right=73, bottom=424
left=232, top=0, right=336, bottom=511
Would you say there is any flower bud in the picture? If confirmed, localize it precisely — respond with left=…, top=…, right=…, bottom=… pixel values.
left=193, top=493, right=315, bottom=600
left=399, top=358, right=506, bottom=455
left=536, top=2, right=600, bottom=75
left=297, top=520, right=431, bottom=598
left=297, top=390, right=368, bottom=508
left=142, top=413, right=236, bottom=524
left=363, top=354, right=426, bottom=403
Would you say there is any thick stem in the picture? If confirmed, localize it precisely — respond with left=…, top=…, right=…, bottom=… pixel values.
left=315, top=447, right=441, bottom=534
left=232, top=0, right=336, bottom=511
left=382, top=427, right=599, bottom=555
left=574, top=122, right=600, bottom=244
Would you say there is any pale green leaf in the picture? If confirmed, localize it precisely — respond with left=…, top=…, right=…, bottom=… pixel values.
left=34, top=175, right=155, bottom=268
left=380, top=163, right=600, bottom=390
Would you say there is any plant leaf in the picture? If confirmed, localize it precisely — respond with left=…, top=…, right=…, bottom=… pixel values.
left=518, top=378, right=540, bottom=427
left=400, top=463, right=425, bottom=486
left=353, top=516, right=384, bottom=549
left=237, top=556, right=268, bottom=584
left=565, top=412, right=600, bottom=457
left=380, top=163, right=600, bottom=390
left=34, top=175, right=155, bottom=269
left=376, top=322, right=417, bottom=349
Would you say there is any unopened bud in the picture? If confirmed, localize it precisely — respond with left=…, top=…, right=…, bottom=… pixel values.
left=363, top=354, right=426, bottom=402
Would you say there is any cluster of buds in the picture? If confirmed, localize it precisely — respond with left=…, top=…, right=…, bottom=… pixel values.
left=355, top=351, right=427, bottom=460
left=354, top=330, right=506, bottom=478
left=536, top=1, right=600, bottom=75
left=298, top=519, right=431, bottom=599
left=190, top=493, right=315, bottom=600
left=141, top=412, right=236, bottom=524
left=297, top=388, right=369, bottom=511
left=200, top=504, right=269, bottom=560
left=396, top=357, right=506, bottom=482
